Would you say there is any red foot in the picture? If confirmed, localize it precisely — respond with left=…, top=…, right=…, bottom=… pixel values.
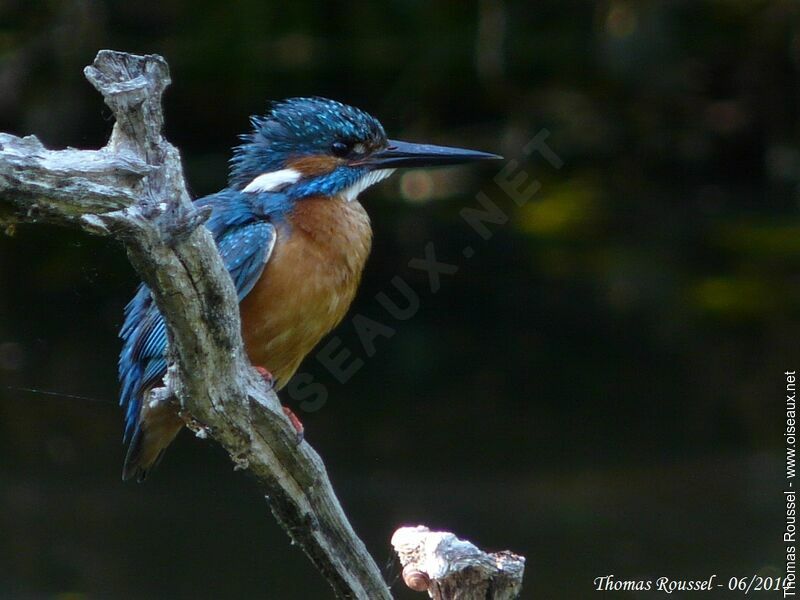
left=282, top=405, right=305, bottom=443
left=254, top=365, right=275, bottom=390
left=254, top=365, right=303, bottom=443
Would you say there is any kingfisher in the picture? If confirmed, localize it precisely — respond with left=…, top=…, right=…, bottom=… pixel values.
left=118, top=97, right=499, bottom=481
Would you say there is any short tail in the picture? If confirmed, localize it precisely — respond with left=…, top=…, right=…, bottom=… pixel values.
left=122, top=410, right=183, bottom=482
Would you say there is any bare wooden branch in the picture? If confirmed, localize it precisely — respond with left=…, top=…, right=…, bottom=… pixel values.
left=0, top=50, right=390, bottom=600
left=391, top=526, right=525, bottom=599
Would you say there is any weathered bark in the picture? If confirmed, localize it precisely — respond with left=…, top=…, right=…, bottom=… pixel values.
left=0, top=50, right=390, bottom=600
left=392, top=526, right=525, bottom=599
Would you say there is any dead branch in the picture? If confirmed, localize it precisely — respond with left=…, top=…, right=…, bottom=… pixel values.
left=392, top=526, right=525, bottom=599
left=0, top=50, right=390, bottom=600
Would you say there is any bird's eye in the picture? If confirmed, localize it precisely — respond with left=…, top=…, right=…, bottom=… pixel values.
left=331, top=140, right=352, bottom=157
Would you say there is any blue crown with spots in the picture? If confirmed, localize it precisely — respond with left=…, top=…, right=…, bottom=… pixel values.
left=229, top=97, right=387, bottom=188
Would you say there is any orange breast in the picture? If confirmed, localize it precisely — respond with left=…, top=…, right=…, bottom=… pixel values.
left=239, top=196, right=372, bottom=389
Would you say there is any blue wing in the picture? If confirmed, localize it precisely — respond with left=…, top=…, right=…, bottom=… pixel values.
left=117, top=199, right=276, bottom=446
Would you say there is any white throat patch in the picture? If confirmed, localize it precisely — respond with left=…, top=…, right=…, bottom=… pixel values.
left=242, top=168, right=302, bottom=193
left=341, top=169, right=395, bottom=202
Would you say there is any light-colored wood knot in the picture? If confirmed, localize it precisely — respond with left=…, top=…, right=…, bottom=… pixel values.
left=402, top=565, right=430, bottom=592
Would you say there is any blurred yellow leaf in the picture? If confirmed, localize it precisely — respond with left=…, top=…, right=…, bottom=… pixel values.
left=518, top=177, right=602, bottom=238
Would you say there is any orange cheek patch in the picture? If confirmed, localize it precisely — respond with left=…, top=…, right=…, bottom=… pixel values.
left=287, top=155, right=343, bottom=176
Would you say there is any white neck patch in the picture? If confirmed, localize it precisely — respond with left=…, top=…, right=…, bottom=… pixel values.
left=242, top=168, right=302, bottom=193
left=341, top=169, right=395, bottom=202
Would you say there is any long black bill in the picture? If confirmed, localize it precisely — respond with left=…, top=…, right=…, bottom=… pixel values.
left=364, top=139, right=502, bottom=169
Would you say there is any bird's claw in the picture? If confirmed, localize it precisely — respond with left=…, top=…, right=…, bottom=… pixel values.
left=253, top=365, right=302, bottom=443
left=282, top=405, right=305, bottom=444
left=254, top=365, right=275, bottom=391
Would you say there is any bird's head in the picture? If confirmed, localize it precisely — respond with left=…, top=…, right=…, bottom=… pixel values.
left=229, top=97, right=500, bottom=201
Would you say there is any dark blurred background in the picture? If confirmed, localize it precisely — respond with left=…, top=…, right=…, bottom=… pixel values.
left=0, top=1, right=798, bottom=598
